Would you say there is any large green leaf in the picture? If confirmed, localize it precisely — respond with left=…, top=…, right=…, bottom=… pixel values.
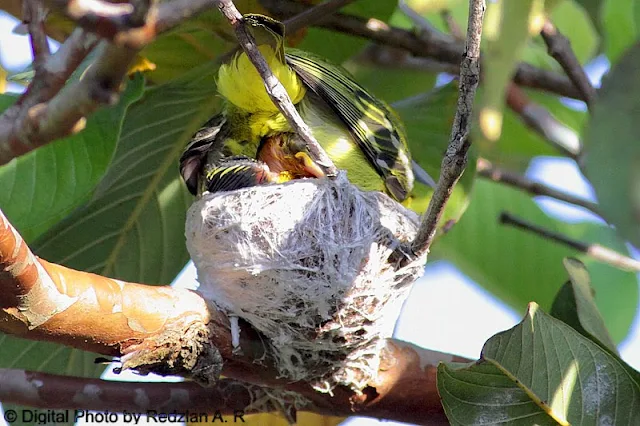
left=394, top=84, right=475, bottom=220
left=521, top=0, right=599, bottom=70
left=127, top=0, right=268, bottom=83
left=296, top=1, right=398, bottom=64
left=481, top=89, right=585, bottom=171
left=477, top=0, right=544, bottom=145
left=432, top=179, right=638, bottom=343
left=551, top=257, right=618, bottom=352
left=142, top=25, right=230, bottom=83
left=345, top=61, right=437, bottom=104
left=601, top=0, right=637, bottom=62
left=32, top=65, right=219, bottom=282
left=0, top=63, right=221, bottom=411
left=0, top=76, right=144, bottom=242
left=583, top=43, right=640, bottom=248
left=438, top=303, right=640, bottom=425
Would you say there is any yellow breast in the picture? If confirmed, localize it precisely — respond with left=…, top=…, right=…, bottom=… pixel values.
left=217, top=46, right=306, bottom=114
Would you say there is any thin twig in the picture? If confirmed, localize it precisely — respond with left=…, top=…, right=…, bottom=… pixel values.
left=411, top=0, right=486, bottom=258
left=441, top=9, right=464, bottom=40
left=0, top=0, right=222, bottom=165
left=506, top=84, right=581, bottom=158
left=263, top=0, right=582, bottom=100
left=24, top=0, right=51, bottom=73
left=477, top=159, right=600, bottom=216
left=284, top=0, right=357, bottom=34
left=215, top=0, right=338, bottom=176
left=0, top=29, right=99, bottom=164
left=540, top=19, right=596, bottom=111
left=500, top=212, right=640, bottom=272
left=398, top=0, right=456, bottom=46
left=354, top=44, right=459, bottom=74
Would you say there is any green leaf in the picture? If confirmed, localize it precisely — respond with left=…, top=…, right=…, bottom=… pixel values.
left=142, top=25, right=230, bottom=83
left=393, top=84, right=476, bottom=220
left=0, top=75, right=144, bottom=242
left=481, top=89, right=585, bottom=171
left=521, top=0, right=599, bottom=70
left=548, top=0, right=599, bottom=64
left=139, top=0, right=270, bottom=83
left=551, top=257, right=617, bottom=352
left=432, top=179, right=638, bottom=343
left=438, top=303, right=640, bottom=425
left=296, top=0, right=397, bottom=64
left=0, top=64, right=221, bottom=418
left=345, top=61, right=437, bottom=104
left=583, top=43, right=640, bottom=247
left=601, top=0, right=637, bottom=62
left=477, top=0, right=545, bottom=144
left=32, top=64, right=220, bottom=283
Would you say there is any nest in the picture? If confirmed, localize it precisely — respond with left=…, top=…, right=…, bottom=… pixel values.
left=185, top=173, right=427, bottom=393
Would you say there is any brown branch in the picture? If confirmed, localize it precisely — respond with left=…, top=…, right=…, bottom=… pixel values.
left=441, top=9, right=464, bottom=40
left=477, top=159, right=600, bottom=216
left=540, top=19, right=596, bottom=111
left=0, top=207, right=465, bottom=423
left=0, top=0, right=223, bottom=165
left=0, top=369, right=264, bottom=416
left=354, top=45, right=459, bottom=74
left=283, top=0, right=357, bottom=34
left=411, top=0, right=485, bottom=258
left=262, top=0, right=583, bottom=101
left=0, top=39, right=135, bottom=165
left=500, top=212, right=640, bottom=272
left=45, top=0, right=137, bottom=32
left=506, top=84, right=581, bottom=158
left=24, top=0, right=51, bottom=72
left=215, top=0, right=338, bottom=177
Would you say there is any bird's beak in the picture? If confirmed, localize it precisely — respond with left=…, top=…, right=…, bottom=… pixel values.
left=295, top=152, right=326, bottom=178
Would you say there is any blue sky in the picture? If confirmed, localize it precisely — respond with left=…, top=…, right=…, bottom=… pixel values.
left=0, top=10, right=638, bottom=426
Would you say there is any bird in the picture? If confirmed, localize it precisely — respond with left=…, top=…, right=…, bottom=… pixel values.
left=179, top=13, right=436, bottom=209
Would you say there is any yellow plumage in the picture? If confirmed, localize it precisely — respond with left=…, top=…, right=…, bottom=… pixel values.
left=180, top=14, right=437, bottom=208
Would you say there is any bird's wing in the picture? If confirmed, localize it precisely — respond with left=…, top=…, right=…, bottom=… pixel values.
left=180, top=114, right=228, bottom=195
left=285, top=49, right=414, bottom=201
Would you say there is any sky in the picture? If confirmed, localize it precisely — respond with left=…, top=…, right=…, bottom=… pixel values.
left=0, top=10, right=638, bottom=426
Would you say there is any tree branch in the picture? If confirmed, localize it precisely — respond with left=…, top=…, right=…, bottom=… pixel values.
left=0, top=207, right=465, bottom=424
left=24, top=0, right=51, bottom=72
left=262, top=0, right=583, bottom=100
left=0, top=0, right=223, bottom=165
left=540, top=19, right=596, bottom=111
left=215, top=0, right=337, bottom=177
left=411, top=0, right=485, bottom=258
left=477, top=159, right=600, bottom=216
left=500, top=211, right=640, bottom=272
left=283, top=0, right=357, bottom=34
left=0, top=369, right=264, bottom=416
left=506, top=83, right=582, bottom=158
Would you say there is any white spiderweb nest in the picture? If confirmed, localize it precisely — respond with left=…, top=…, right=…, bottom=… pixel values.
left=185, top=173, right=427, bottom=393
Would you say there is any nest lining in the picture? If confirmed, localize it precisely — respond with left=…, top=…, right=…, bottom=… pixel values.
left=186, top=173, right=426, bottom=392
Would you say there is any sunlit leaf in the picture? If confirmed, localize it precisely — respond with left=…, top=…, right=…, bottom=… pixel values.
left=551, top=257, right=617, bottom=352
left=438, top=303, right=640, bottom=425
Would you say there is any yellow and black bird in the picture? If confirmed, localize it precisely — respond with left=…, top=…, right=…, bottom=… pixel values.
left=180, top=14, right=435, bottom=208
